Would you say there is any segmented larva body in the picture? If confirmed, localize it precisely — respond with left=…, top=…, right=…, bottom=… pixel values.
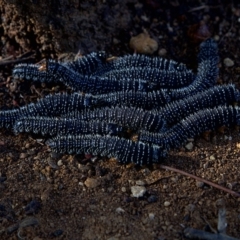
left=95, top=90, right=171, bottom=110
left=0, top=93, right=98, bottom=128
left=100, top=53, right=190, bottom=72
left=14, top=117, right=124, bottom=136
left=197, top=38, right=219, bottom=63
left=45, top=60, right=157, bottom=94
left=166, top=40, right=219, bottom=100
left=138, top=106, right=240, bottom=150
left=63, top=107, right=167, bottom=132
left=153, top=84, right=239, bottom=124
left=46, top=135, right=166, bottom=165
left=97, top=67, right=195, bottom=88
left=12, top=52, right=108, bottom=82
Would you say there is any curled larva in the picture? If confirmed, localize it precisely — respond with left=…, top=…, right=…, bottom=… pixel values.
left=46, top=135, right=167, bottom=165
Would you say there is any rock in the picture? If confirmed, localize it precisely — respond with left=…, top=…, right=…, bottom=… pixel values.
left=116, top=207, right=125, bottom=214
left=158, top=48, right=167, bottom=56
left=84, top=177, right=101, bottom=188
left=224, top=57, right=234, bottom=67
left=136, top=180, right=146, bottom=186
left=185, top=142, right=193, bottom=150
left=147, top=195, right=158, bottom=203
left=57, top=160, right=63, bottom=166
left=164, top=201, right=171, bottom=207
left=47, top=158, right=59, bottom=169
left=148, top=213, right=155, bottom=220
left=209, top=155, right=215, bottom=160
left=131, top=185, right=146, bottom=198
left=129, top=29, right=158, bottom=54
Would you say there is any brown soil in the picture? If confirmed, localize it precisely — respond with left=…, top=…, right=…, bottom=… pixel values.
left=0, top=1, right=240, bottom=239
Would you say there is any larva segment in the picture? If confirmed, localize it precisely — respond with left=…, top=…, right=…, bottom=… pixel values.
left=13, top=117, right=124, bottom=136
left=43, top=60, right=156, bottom=94
left=95, top=67, right=195, bottom=89
left=139, top=106, right=240, bottom=150
left=63, top=107, right=167, bottom=133
left=153, top=84, right=239, bottom=124
left=0, top=93, right=98, bottom=128
left=12, top=52, right=108, bottom=82
left=46, top=135, right=166, bottom=165
left=95, top=90, right=171, bottom=110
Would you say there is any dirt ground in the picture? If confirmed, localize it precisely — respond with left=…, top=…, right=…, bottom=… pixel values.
left=0, top=1, right=240, bottom=239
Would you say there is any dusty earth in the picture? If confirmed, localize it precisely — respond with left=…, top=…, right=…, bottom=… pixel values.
left=0, top=1, right=240, bottom=239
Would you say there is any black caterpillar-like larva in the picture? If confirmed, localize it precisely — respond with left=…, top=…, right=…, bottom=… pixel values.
left=96, top=67, right=195, bottom=89
left=164, top=40, right=219, bottom=100
left=46, top=135, right=167, bottom=165
left=13, top=51, right=108, bottom=83
left=13, top=117, right=124, bottom=136
left=96, top=52, right=191, bottom=73
left=138, top=106, right=240, bottom=150
left=39, top=60, right=157, bottom=94
left=62, top=107, right=167, bottom=132
left=153, top=84, right=239, bottom=124
left=0, top=93, right=101, bottom=128
left=95, top=90, right=171, bottom=110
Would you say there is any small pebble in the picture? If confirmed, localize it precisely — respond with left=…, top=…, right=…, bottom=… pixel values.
left=147, top=195, right=158, bottom=203
left=209, top=155, right=215, bottom=160
left=84, top=177, right=101, bottom=188
left=129, top=29, right=158, bottom=54
left=131, top=185, right=146, bottom=198
left=47, top=158, right=59, bottom=169
left=224, top=57, right=234, bottom=67
left=57, top=160, right=63, bottom=166
left=158, top=48, right=167, bottom=56
left=185, top=142, right=193, bottom=150
left=121, top=187, right=127, bottom=192
left=164, top=201, right=171, bottom=207
left=196, top=181, right=204, bottom=188
left=148, top=213, right=155, bottom=220
left=19, top=153, right=27, bottom=159
left=136, top=180, right=146, bottom=186
left=116, top=207, right=125, bottom=214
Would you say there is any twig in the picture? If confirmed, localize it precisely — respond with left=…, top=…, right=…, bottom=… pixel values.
left=0, top=56, right=35, bottom=67
left=184, top=227, right=240, bottom=240
left=159, top=165, right=240, bottom=197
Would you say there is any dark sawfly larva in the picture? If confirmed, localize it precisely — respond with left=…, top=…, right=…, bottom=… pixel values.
left=166, top=39, right=219, bottom=100
left=12, top=51, right=108, bottom=83
left=0, top=93, right=101, bottom=128
left=138, top=106, right=240, bottom=150
left=153, top=84, right=239, bottom=124
left=46, top=135, right=167, bottom=165
left=94, top=90, right=171, bottom=110
left=13, top=117, right=124, bottom=136
left=63, top=107, right=167, bottom=133
left=97, top=67, right=195, bottom=89
left=38, top=60, right=157, bottom=94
